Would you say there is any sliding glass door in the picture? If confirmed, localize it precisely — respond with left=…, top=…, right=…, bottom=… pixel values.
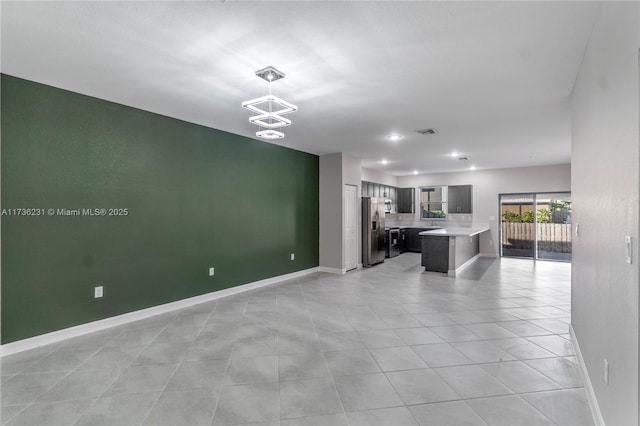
left=500, top=192, right=572, bottom=261
left=535, top=193, right=572, bottom=261
left=500, top=194, right=535, bottom=258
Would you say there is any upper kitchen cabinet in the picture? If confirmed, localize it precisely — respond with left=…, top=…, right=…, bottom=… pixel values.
left=397, top=188, right=415, bottom=213
left=448, top=185, right=473, bottom=214
left=361, top=181, right=398, bottom=212
left=362, top=181, right=392, bottom=198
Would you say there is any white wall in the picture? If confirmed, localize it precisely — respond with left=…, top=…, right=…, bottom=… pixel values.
left=343, top=154, right=363, bottom=268
left=361, top=167, right=397, bottom=187
left=319, top=153, right=343, bottom=270
left=319, top=153, right=363, bottom=272
left=397, top=164, right=571, bottom=256
left=571, top=3, right=639, bottom=425
left=343, top=154, right=363, bottom=191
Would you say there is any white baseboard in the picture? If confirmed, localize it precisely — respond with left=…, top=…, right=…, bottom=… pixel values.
left=448, top=253, right=480, bottom=276
left=479, top=253, right=498, bottom=258
left=0, top=267, right=319, bottom=357
left=570, top=325, right=604, bottom=426
left=317, top=266, right=346, bottom=274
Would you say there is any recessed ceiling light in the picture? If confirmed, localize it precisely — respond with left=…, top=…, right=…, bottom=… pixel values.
left=387, top=134, right=402, bottom=141
left=413, top=170, right=418, bottom=175
left=380, top=159, right=388, bottom=165
left=451, top=152, right=459, bottom=157
left=470, top=166, right=476, bottom=171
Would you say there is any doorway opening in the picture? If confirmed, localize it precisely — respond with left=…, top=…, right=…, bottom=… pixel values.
left=499, top=192, right=572, bottom=261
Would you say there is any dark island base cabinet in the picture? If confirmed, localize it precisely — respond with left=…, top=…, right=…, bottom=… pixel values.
left=421, top=236, right=450, bottom=273
left=405, top=228, right=439, bottom=253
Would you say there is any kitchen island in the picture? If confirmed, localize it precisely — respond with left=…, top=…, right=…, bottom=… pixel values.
left=397, top=225, right=441, bottom=253
left=419, top=226, right=489, bottom=276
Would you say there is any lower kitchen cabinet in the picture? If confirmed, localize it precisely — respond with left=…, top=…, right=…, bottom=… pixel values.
left=404, top=227, right=442, bottom=252
left=408, top=228, right=422, bottom=252
left=403, top=228, right=426, bottom=252
left=399, top=228, right=407, bottom=253
left=395, top=227, right=444, bottom=254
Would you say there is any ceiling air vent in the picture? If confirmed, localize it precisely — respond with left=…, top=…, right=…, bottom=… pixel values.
left=416, top=128, right=438, bottom=135
left=458, top=156, right=469, bottom=161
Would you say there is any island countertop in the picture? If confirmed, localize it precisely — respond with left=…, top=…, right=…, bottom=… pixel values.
left=393, top=225, right=442, bottom=229
left=419, top=225, right=490, bottom=237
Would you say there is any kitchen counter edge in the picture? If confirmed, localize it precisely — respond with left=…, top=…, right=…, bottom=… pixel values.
left=418, top=226, right=490, bottom=237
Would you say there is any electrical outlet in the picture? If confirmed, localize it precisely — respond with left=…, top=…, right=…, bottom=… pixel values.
left=209, top=267, right=215, bottom=276
left=94, top=286, right=103, bottom=298
left=604, top=359, right=609, bottom=384
left=290, top=253, right=295, bottom=261
left=489, top=216, right=495, bottom=221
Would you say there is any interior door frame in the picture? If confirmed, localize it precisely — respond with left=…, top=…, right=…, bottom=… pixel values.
left=344, top=184, right=359, bottom=271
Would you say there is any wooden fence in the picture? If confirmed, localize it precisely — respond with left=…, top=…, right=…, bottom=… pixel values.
left=501, top=223, right=572, bottom=253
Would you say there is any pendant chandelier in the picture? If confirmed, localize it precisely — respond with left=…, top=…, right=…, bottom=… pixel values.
left=242, top=66, right=297, bottom=140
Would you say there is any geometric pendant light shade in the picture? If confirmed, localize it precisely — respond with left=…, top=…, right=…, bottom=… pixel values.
left=242, top=66, right=297, bottom=140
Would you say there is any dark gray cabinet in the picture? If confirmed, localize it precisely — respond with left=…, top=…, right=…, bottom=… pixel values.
left=361, top=182, right=411, bottom=214
left=448, top=185, right=472, bottom=214
left=399, top=228, right=407, bottom=253
left=362, top=182, right=392, bottom=198
left=407, top=228, right=423, bottom=252
left=406, top=227, right=442, bottom=252
left=361, top=182, right=370, bottom=197
left=421, top=236, right=449, bottom=273
left=397, top=188, right=415, bottom=213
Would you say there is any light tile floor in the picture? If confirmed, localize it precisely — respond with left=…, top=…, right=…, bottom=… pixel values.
left=0, top=255, right=594, bottom=426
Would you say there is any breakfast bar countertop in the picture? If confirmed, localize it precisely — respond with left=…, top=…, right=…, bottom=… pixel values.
left=419, top=225, right=490, bottom=237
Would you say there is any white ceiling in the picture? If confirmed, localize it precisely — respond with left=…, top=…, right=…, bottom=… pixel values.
left=1, top=1, right=599, bottom=176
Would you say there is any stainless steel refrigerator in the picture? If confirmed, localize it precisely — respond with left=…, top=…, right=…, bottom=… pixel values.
left=362, top=197, right=386, bottom=267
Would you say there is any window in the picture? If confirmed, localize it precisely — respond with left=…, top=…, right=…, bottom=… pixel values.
left=420, top=186, right=446, bottom=219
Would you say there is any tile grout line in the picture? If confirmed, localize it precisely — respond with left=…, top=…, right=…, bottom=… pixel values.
left=306, top=287, right=350, bottom=425
left=142, top=302, right=222, bottom=426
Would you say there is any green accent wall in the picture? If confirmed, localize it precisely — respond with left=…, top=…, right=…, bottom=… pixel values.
left=1, top=74, right=319, bottom=344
